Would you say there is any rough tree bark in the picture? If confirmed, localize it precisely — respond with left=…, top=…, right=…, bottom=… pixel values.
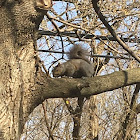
left=0, top=0, right=139, bottom=140
left=0, top=0, right=52, bottom=139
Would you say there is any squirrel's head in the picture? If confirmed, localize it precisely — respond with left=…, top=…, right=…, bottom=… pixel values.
left=52, top=63, right=64, bottom=77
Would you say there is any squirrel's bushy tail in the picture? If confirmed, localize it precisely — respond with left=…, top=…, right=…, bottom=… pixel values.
left=67, top=44, right=90, bottom=63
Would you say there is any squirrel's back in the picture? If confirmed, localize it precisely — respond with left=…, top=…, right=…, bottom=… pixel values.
left=52, top=44, right=94, bottom=78
left=68, top=44, right=90, bottom=63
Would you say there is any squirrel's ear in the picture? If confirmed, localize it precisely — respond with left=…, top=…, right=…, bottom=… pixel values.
left=57, top=63, right=61, bottom=66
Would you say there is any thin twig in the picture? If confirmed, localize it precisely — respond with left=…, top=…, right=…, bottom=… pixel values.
left=42, top=102, right=54, bottom=140
left=37, top=49, right=132, bottom=59
left=91, top=0, right=140, bottom=62
left=45, top=12, right=64, bottom=58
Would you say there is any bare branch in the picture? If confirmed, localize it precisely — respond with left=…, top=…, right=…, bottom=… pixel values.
left=136, top=104, right=140, bottom=114
left=91, top=0, right=140, bottom=63
left=38, top=49, right=131, bottom=59
left=38, top=30, right=140, bottom=43
left=34, top=68, right=140, bottom=101
left=42, top=102, right=54, bottom=140
left=54, top=0, right=78, bottom=3
left=117, top=83, right=140, bottom=139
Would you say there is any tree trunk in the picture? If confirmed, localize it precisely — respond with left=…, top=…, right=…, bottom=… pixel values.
left=0, top=1, right=45, bottom=139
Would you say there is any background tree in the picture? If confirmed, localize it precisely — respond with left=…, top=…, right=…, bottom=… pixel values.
left=0, top=0, right=139, bottom=140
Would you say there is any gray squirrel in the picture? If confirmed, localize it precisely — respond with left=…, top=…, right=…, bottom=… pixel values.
left=52, top=44, right=95, bottom=78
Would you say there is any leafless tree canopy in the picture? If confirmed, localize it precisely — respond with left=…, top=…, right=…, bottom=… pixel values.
left=0, top=0, right=139, bottom=140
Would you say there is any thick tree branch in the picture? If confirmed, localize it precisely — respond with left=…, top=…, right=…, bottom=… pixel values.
left=34, top=68, right=140, bottom=103
left=92, top=0, right=140, bottom=63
